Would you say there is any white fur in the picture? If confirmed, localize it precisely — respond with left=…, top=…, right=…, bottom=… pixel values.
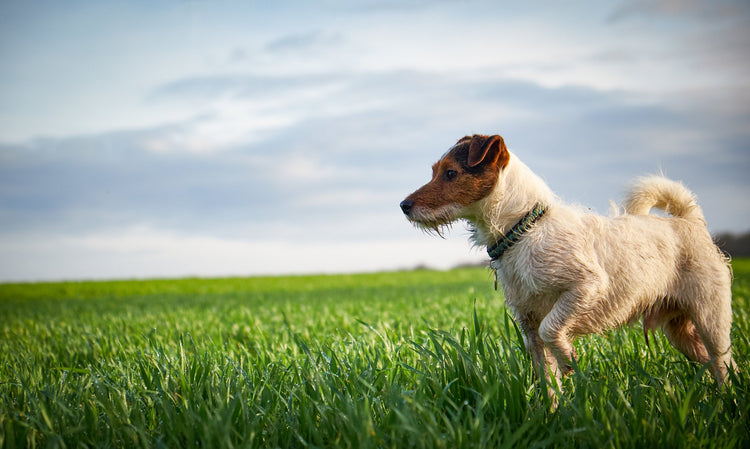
left=457, top=152, right=735, bottom=399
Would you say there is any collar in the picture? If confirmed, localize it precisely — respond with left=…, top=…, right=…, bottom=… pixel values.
left=487, top=203, right=548, bottom=261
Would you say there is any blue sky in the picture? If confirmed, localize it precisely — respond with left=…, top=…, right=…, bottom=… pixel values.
left=1, top=0, right=748, bottom=281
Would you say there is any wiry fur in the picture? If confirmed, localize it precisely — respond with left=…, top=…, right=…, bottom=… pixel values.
left=465, top=152, right=556, bottom=247
left=401, top=134, right=735, bottom=403
left=407, top=204, right=460, bottom=237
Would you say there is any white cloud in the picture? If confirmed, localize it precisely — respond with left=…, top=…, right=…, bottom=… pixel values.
left=3, top=0, right=746, bottom=144
left=141, top=100, right=296, bottom=154
left=276, top=154, right=340, bottom=183
left=295, top=189, right=393, bottom=208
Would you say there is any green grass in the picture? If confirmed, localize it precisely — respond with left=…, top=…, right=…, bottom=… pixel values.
left=1, top=262, right=749, bottom=448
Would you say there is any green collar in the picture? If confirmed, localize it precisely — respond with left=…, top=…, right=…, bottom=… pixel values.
left=487, top=203, right=548, bottom=260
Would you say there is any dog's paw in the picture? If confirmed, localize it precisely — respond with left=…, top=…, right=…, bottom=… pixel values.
left=560, top=349, right=578, bottom=376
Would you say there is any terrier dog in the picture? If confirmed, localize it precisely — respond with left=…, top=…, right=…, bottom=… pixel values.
left=400, top=134, right=734, bottom=397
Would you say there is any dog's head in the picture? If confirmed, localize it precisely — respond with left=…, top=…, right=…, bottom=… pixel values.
left=400, top=134, right=510, bottom=234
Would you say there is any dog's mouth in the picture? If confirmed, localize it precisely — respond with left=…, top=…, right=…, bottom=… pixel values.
left=403, top=204, right=462, bottom=237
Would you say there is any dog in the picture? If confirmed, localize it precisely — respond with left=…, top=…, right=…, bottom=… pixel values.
left=400, top=134, right=734, bottom=399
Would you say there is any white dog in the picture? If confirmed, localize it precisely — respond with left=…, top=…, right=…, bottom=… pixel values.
left=400, top=134, right=734, bottom=397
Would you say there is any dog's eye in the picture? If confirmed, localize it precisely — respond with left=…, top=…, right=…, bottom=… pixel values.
left=444, top=169, right=458, bottom=181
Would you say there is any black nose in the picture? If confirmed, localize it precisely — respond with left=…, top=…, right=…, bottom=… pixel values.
left=400, top=199, right=413, bottom=215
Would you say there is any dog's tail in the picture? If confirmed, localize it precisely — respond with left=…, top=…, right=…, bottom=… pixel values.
left=624, top=175, right=705, bottom=224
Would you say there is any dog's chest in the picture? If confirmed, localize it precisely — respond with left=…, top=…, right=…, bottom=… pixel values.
left=492, top=257, right=558, bottom=317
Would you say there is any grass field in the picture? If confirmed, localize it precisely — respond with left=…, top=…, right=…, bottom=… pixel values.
left=1, top=261, right=749, bottom=448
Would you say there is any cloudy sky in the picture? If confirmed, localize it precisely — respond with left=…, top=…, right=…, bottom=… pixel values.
left=1, top=0, right=748, bottom=281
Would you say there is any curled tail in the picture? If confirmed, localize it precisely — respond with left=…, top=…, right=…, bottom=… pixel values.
left=624, top=175, right=705, bottom=224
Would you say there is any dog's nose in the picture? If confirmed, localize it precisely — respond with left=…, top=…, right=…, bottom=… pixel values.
left=400, top=199, right=413, bottom=215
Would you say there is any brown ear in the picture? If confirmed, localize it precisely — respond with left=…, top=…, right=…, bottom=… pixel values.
left=467, top=135, right=506, bottom=167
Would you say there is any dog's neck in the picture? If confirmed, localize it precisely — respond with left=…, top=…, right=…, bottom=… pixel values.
left=463, top=152, right=556, bottom=249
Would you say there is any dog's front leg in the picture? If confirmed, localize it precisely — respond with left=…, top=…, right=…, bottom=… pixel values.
left=519, top=315, right=561, bottom=401
left=538, top=289, right=592, bottom=376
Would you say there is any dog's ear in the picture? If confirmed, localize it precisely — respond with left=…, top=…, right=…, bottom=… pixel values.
left=467, top=135, right=507, bottom=168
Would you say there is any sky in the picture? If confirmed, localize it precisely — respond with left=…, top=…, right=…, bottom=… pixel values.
left=0, top=0, right=748, bottom=282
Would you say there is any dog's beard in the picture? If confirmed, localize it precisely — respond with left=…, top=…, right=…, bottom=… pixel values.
left=406, top=204, right=462, bottom=238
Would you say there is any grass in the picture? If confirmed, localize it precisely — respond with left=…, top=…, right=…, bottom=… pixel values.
left=1, top=262, right=749, bottom=448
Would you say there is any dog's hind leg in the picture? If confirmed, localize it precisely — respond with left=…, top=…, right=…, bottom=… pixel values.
left=659, top=305, right=735, bottom=386
left=675, top=270, right=735, bottom=385
left=663, top=315, right=711, bottom=364
left=668, top=312, right=734, bottom=385
left=688, top=301, right=734, bottom=385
